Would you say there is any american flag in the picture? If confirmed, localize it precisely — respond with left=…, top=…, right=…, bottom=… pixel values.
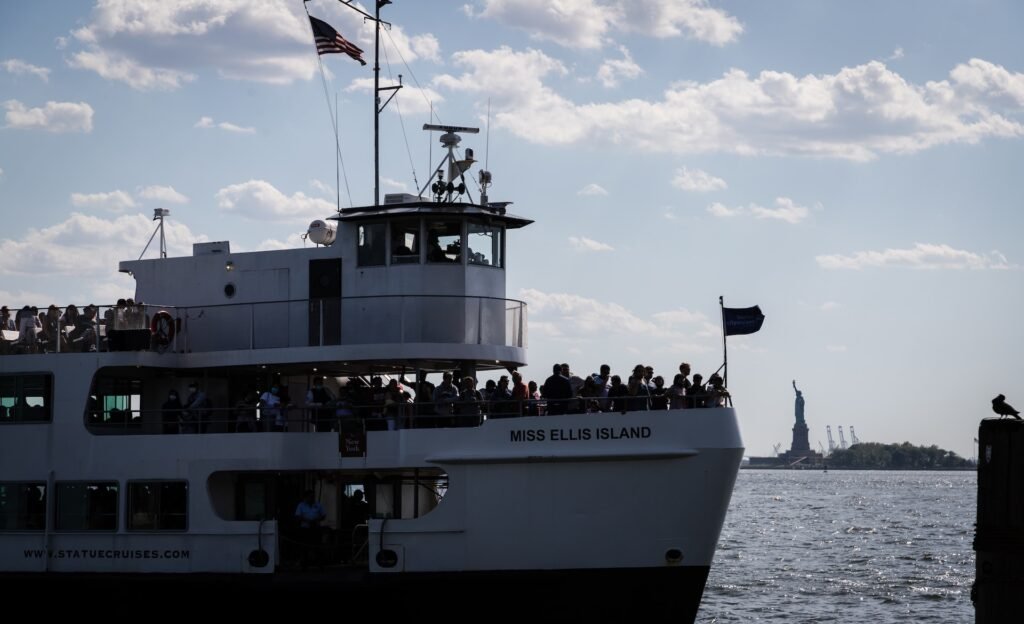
left=309, top=16, right=366, bottom=65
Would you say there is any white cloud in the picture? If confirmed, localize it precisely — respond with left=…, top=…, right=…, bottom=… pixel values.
left=577, top=183, right=609, bottom=196
left=468, top=0, right=741, bottom=49
left=381, top=177, right=409, bottom=191
left=672, top=166, right=727, bottom=192
left=707, top=197, right=810, bottom=224
left=707, top=202, right=742, bottom=218
left=816, top=243, right=1016, bottom=270
left=194, top=116, right=255, bottom=134
left=568, top=236, right=614, bottom=252
left=137, top=185, right=189, bottom=204
left=0, top=212, right=205, bottom=277
left=596, top=45, right=643, bottom=88
left=826, top=344, right=848, bottom=353
left=309, top=179, right=335, bottom=197
left=65, top=1, right=438, bottom=90
left=215, top=179, right=337, bottom=223
left=257, top=233, right=306, bottom=251
left=434, top=54, right=1024, bottom=160
left=889, top=47, right=905, bottom=61
left=4, top=100, right=94, bottom=133
left=70, top=190, right=136, bottom=212
left=68, top=49, right=195, bottom=91
left=819, top=301, right=841, bottom=311
left=345, top=78, right=442, bottom=115
left=519, top=288, right=720, bottom=355
left=652, top=308, right=707, bottom=325
left=2, top=59, right=50, bottom=81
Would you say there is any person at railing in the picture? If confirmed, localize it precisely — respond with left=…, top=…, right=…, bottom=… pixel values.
left=16, top=305, right=39, bottom=354
left=38, top=305, right=65, bottom=353
left=306, top=376, right=337, bottom=432
left=595, top=364, right=612, bottom=410
left=666, top=374, right=688, bottom=410
left=415, top=377, right=437, bottom=424
left=491, top=375, right=515, bottom=418
left=182, top=382, right=210, bottom=433
left=678, top=362, right=694, bottom=396
left=259, top=385, right=285, bottom=432
left=525, top=380, right=542, bottom=416
left=162, top=390, right=183, bottom=434
left=626, top=376, right=651, bottom=411
left=510, top=371, right=528, bottom=417
left=1, top=306, right=14, bottom=330
left=688, top=374, right=707, bottom=409
left=384, top=378, right=412, bottom=430
left=458, top=376, right=484, bottom=426
left=579, top=376, right=602, bottom=414
left=650, top=376, right=668, bottom=410
left=434, top=372, right=459, bottom=423
left=707, top=373, right=730, bottom=408
left=542, top=363, right=572, bottom=416
left=607, top=375, right=628, bottom=413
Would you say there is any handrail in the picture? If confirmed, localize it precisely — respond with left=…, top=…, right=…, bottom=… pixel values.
left=0, top=295, right=528, bottom=355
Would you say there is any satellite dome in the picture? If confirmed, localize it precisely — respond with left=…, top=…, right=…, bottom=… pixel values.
left=307, top=220, right=336, bottom=246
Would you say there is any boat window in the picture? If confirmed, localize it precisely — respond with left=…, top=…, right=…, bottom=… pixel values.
left=0, top=374, right=52, bottom=423
left=88, top=378, right=142, bottom=429
left=127, top=481, right=188, bottom=531
left=468, top=222, right=504, bottom=268
left=426, top=220, right=462, bottom=263
left=0, top=483, right=46, bottom=531
left=391, top=219, right=421, bottom=264
left=55, top=482, right=119, bottom=531
left=357, top=223, right=386, bottom=266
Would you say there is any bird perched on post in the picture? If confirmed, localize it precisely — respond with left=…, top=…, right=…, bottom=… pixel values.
left=992, top=395, right=1021, bottom=419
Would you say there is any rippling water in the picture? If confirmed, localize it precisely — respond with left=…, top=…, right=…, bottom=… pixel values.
left=697, top=470, right=975, bottom=622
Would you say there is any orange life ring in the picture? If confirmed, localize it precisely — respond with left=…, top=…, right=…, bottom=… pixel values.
left=150, top=310, right=175, bottom=346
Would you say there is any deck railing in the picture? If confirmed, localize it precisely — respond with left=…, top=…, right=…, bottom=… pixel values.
left=0, top=295, right=527, bottom=355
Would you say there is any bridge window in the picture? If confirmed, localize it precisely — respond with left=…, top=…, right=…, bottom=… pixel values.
left=468, top=222, right=503, bottom=268
left=0, top=374, right=52, bottom=423
left=427, top=220, right=462, bottom=263
left=128, top=481, right=188, bottom=531
left=55, top=482, right=119, bottom=531
left=357, top=223, right=386, bottom=266
left=0, top=483, right=46, bottom=531
left=391, top=219, right=421, bottom=264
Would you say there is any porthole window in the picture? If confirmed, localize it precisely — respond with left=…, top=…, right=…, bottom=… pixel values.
left=224, top=283, right=236, bottom=298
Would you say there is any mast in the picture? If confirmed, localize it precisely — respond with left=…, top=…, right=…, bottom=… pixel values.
left=374, top=0, right=382, bottom=206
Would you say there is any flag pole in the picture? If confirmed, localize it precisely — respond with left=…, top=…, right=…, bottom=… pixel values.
left=373, top=0, right=382, bottom=207
left=720, top=295, right=728, bottom=389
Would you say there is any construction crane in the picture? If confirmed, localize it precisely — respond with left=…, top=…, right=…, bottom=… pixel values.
left=818, top=441, right=827, bottom=455
left=850, top=426, right=860, bottom=445
left=838, top=426, right=849, bottom=450
left=773, top=443, right=782, bottom=457
left=826, top=425, right=836, bottom=453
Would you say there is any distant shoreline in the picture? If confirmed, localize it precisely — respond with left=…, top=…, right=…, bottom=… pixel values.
left=741, top=466, right=976, bottom=471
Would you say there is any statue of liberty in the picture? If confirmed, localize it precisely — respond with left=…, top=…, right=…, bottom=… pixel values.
left=792, top=380, right=805, bottom=425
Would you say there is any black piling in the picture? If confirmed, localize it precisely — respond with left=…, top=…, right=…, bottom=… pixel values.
left=974, top=418, right=1024, bottom=622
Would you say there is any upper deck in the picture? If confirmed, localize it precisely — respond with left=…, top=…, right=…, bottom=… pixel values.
left=1, top=197, right=531, bottom=372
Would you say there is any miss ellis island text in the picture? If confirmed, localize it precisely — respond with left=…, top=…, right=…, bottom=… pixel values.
left=510, top=426, right=652, bottom=443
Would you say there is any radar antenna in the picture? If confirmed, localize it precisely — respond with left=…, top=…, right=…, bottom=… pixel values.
left=418, top=124, right=479, bottom=204
left=139, top=208, right=170, bottom=260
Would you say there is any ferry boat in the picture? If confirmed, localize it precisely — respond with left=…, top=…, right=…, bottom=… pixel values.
left=0, top=5, right=744, bottom=618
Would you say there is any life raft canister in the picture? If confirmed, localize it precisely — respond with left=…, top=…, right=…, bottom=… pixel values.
left=150, top=310, right=175, bottom=346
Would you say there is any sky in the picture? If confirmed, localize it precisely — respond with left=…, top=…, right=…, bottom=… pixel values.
left=1, top=0, right=1022, bottom=459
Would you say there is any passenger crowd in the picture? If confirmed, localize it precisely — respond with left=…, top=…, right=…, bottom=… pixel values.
left=143, top=361, right=730, bottom=435
left=1, top=299, right=155, bottom=354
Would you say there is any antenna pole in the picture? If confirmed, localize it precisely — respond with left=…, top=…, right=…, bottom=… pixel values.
left=336, top=92, right=340, bottom=213
left=373, top=0, right=382, bottom=207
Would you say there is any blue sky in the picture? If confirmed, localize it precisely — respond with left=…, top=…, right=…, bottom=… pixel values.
left=2, top=0, right=1022, bottom=458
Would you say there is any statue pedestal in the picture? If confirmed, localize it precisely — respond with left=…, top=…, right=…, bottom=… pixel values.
left=790, top=423, right=811, bottom=453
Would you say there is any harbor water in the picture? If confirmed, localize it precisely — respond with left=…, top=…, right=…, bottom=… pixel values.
left=698, top=470, right=975, bottom=622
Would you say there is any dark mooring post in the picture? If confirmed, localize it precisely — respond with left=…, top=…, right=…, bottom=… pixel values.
left=974, top=418, right=1024, bottom=622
